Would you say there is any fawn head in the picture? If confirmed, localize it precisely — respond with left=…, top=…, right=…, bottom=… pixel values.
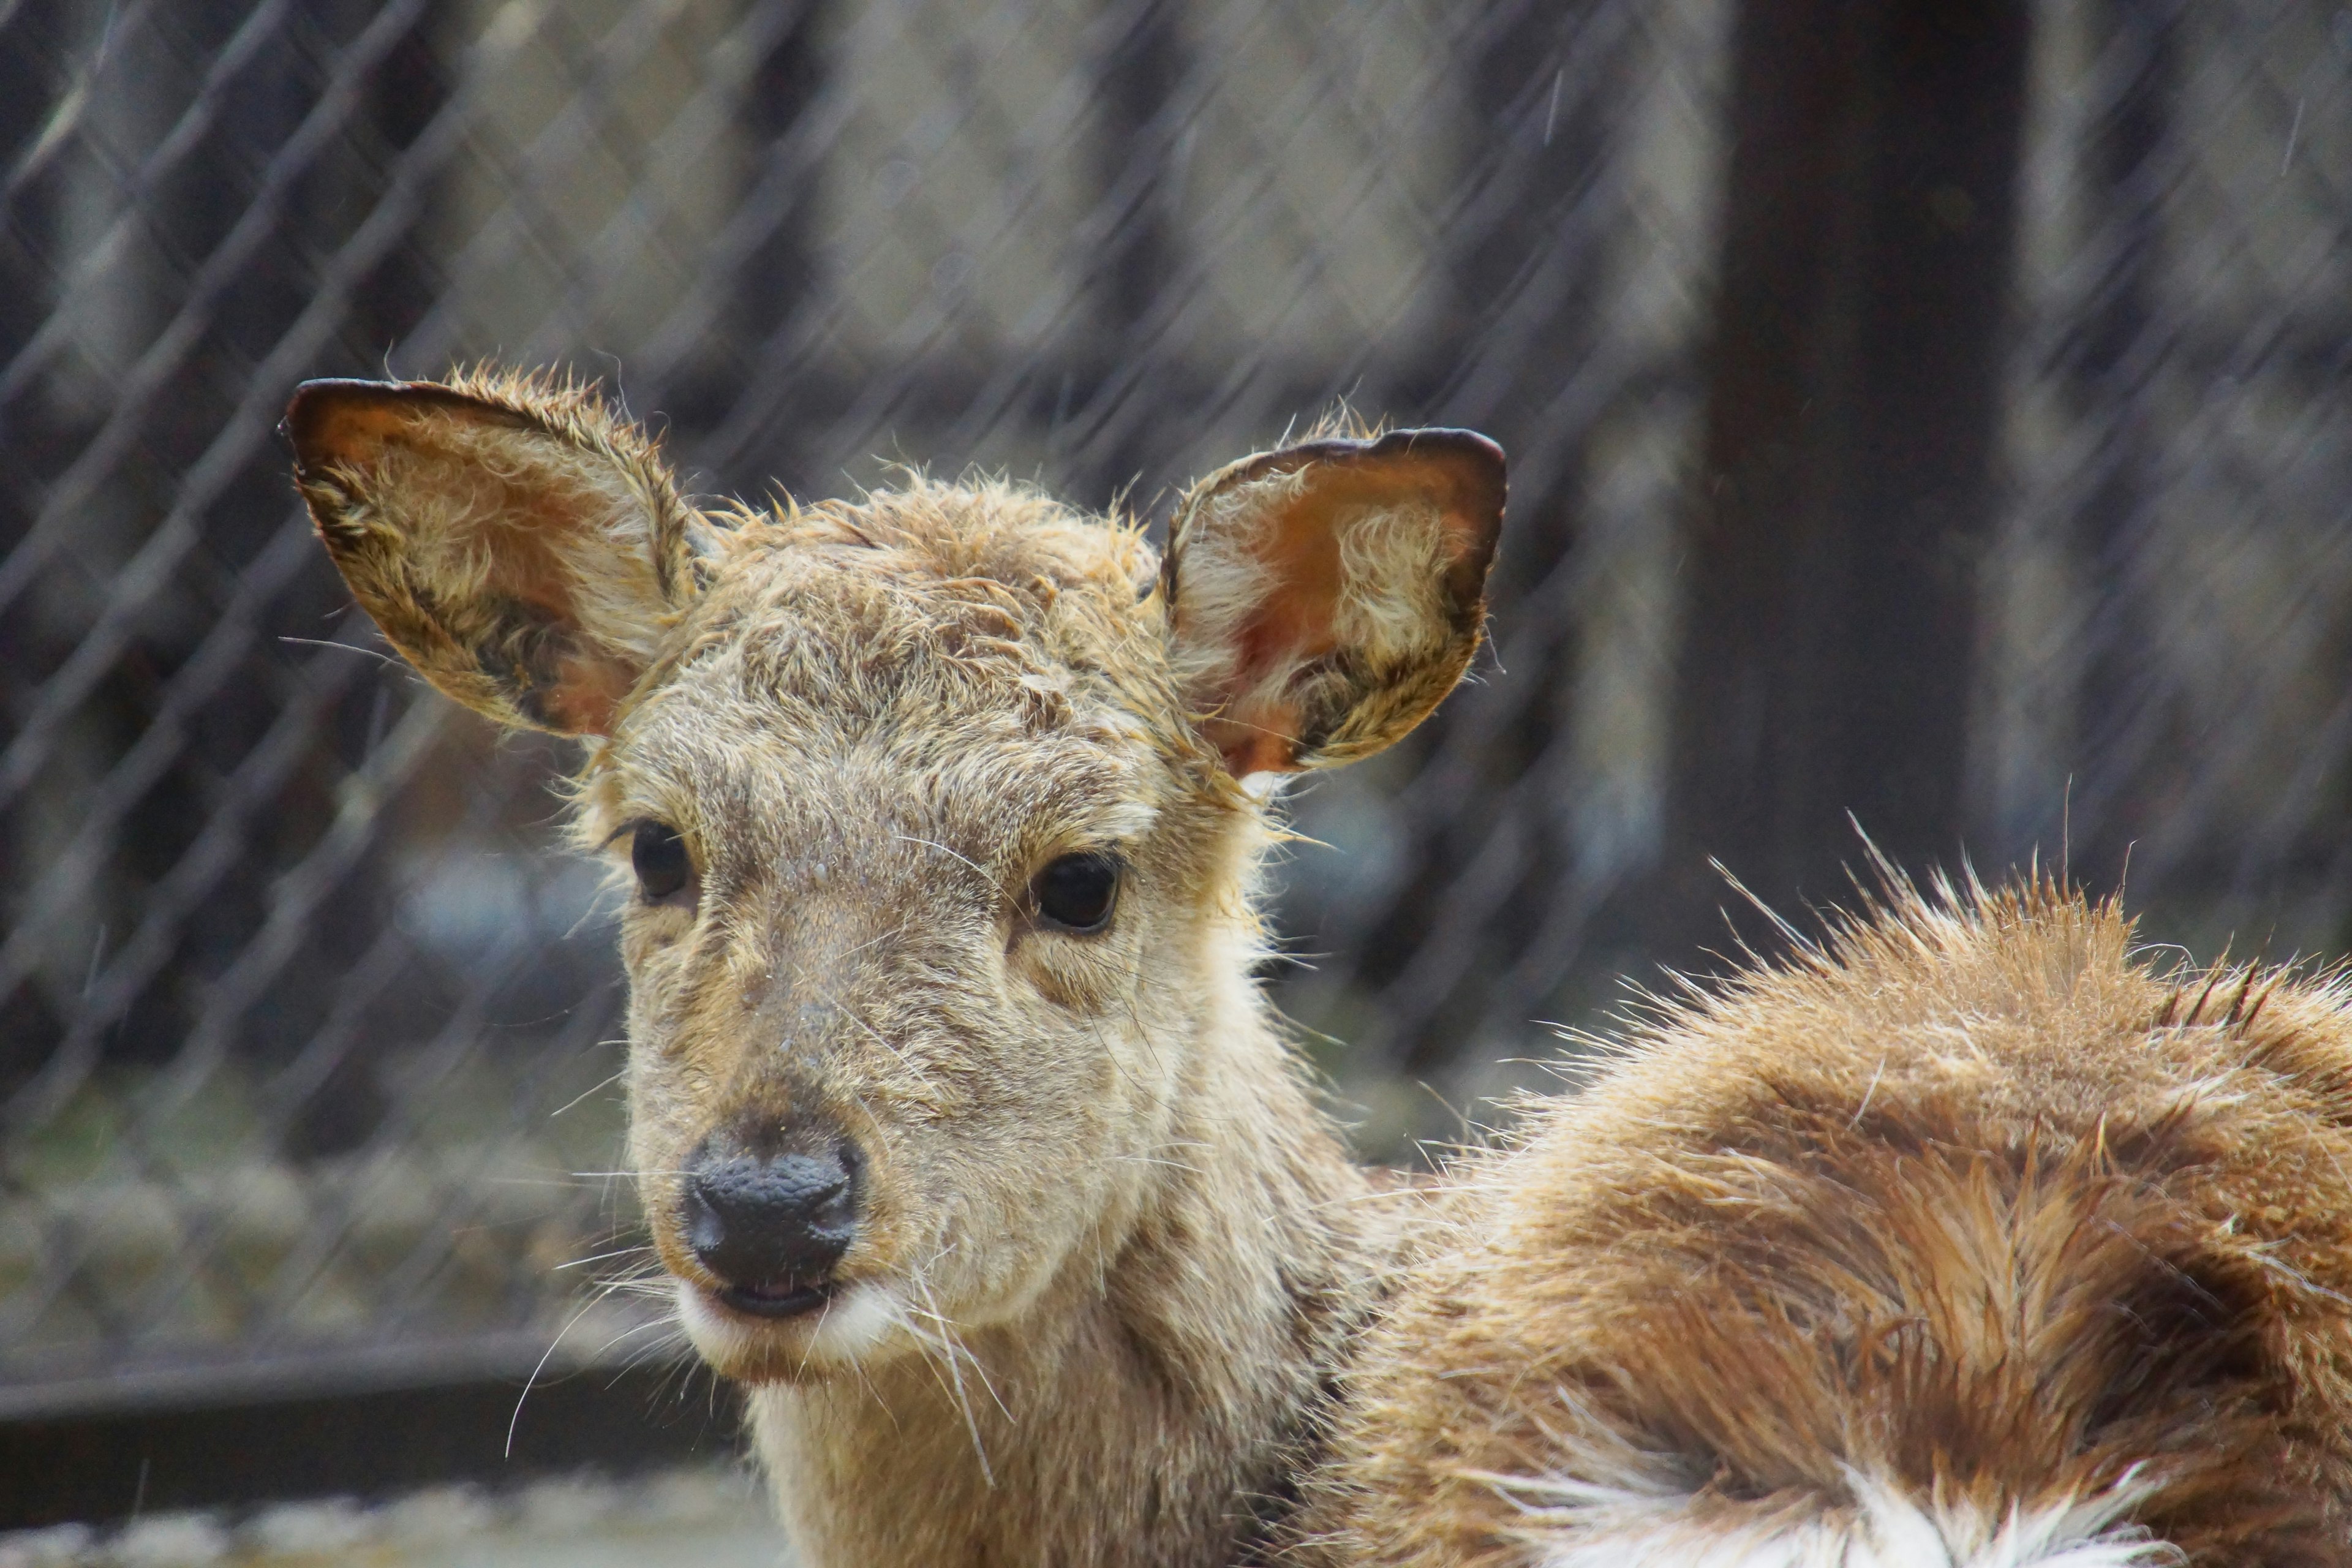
left=287, top=369, right=1503, bottom=1382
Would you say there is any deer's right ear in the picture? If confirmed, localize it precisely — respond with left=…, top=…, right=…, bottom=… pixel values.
left=285, top=375, right=706, bottom=736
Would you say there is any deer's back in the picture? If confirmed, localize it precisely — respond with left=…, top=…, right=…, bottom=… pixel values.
left=1298, top=888, right=2352, bottom=1568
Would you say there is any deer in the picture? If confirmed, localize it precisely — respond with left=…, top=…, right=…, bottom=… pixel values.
left=287, top=367, right=2352, bottom=1567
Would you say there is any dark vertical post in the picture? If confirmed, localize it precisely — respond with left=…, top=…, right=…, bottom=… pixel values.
left=1093, top=0, right=1182, bottom=337
left=347, top=0, right=453, bottom=359
left=733, top=2, right=826, bottom=355
left=0, top=0, right=73, bottom=1085
left=0, top=1, right=62, bottom=379
left=1663, top=0, right=2030, bottom=946
left=1076, top=0, right=1187, bottom=500
left=2065, top=0, right=2174, bottom=890
left=687, top=0, right=826, bottom=477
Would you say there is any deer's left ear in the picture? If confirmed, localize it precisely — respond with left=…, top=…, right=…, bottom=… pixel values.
left=1163, top=428, right=1505, bottom=777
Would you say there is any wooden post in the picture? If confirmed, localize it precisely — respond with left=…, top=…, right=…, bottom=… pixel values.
left=1664, top=0, right=2031, bottom=945
left=2064, top=0, right=2173, bottom=891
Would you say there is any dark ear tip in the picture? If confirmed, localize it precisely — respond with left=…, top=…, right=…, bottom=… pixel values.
left=283, top=379, right=400, bottom=472
left=1373, top=426, right=1506, bottom=471
left=282, top=378, right=538, bottom=476
left=1378, top=428, right=1507, bottom=496
left=1376, top=426, right=1508, bottom=554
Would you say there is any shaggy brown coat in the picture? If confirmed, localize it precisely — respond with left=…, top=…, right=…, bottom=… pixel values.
left=1296, top=884, right=2352, bottom=1566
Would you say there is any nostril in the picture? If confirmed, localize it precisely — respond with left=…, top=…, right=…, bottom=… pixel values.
left=810, top=1182, right=853, bottom=1231
left=683, top=1177, right=727, bottom=1262
left=682, top=1146, right=861, bottom=1301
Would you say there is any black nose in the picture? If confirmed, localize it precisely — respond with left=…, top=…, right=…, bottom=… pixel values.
left=682, top=1142, right=859, bottom=1310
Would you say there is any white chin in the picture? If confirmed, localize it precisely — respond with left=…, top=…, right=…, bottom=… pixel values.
left=676, top=1278, right=902, bottom=1368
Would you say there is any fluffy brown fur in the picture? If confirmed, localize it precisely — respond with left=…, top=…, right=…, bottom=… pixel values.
left=288, top=369, right=2352, bottom=1567
left=1293, top=880, right=2352, bottom=1567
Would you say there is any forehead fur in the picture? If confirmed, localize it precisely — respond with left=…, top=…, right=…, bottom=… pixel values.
left=590, top=477, right=1190, bottom=806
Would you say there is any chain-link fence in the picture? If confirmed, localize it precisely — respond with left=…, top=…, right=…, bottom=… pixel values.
left=2, top=0, right=2347, bottom=1425
left=1981, top=0, right=2352, bottom=963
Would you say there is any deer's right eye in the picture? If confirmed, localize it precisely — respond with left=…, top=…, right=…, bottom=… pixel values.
left=631, top=820, right=693, bottom=904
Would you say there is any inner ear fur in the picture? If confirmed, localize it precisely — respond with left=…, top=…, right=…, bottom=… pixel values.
left=285, top=370, right=705, bottom=736
left=1164, top=426, right=1506, bottom=777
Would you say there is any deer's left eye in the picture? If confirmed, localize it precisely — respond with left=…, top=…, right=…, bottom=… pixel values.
left=1031, top=853, right=1121, bottom=933
left=631, top=820, right=694, bottom=905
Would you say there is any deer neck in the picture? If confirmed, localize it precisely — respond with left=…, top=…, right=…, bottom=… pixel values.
left=747, top=943, right=1384, bottom=1568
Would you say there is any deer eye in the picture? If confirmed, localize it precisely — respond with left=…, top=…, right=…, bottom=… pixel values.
left=631, top=820, right=694, bottom=904
left=1031, top=852, right=1121, bottom=933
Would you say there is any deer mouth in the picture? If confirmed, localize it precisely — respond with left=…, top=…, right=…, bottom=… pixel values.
left=710, top=1277, right=837, bottom=1320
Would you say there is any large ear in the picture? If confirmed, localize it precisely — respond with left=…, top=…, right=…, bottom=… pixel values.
left=1164, top=427, right=1505, bottom=777
left=284, top=371, right=705, bottom=736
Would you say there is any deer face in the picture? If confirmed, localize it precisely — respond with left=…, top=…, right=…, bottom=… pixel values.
left=287, top=370, right=1502, bottom=1383
left=584, top=496, right=1233, bottom=1379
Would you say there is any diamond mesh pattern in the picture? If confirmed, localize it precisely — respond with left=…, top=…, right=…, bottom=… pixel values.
left=1, top=0, right=2345, bottom=1409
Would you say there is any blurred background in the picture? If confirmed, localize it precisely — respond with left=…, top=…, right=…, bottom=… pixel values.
left=2, top=0, right=2348, bottom=1556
